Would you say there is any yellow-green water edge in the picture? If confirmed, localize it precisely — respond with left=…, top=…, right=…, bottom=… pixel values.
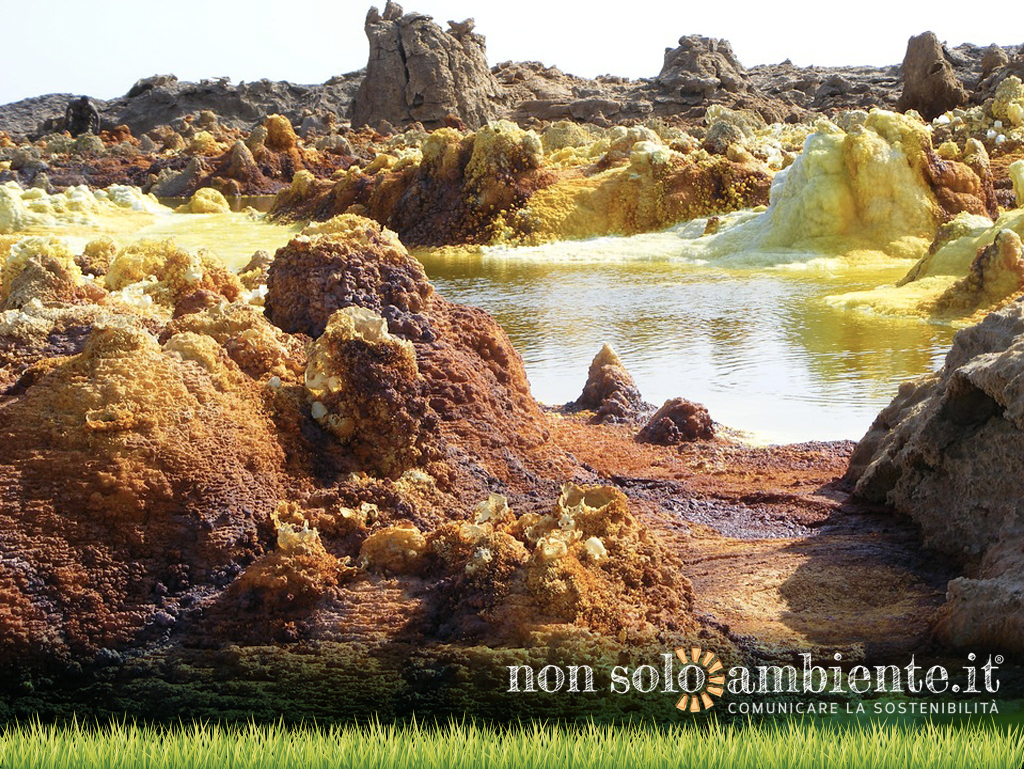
left=133, top=209, right=298, bottom=269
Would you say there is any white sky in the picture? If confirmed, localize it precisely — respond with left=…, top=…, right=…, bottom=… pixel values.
left=1, top=0, right=1020, bottom=105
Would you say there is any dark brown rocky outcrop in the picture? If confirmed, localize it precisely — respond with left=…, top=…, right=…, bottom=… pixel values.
left=657, top=36, right=750, bottom=102
left=637, top=397, right=715, bottom=443
left=264, top=216, right=434, bottom=340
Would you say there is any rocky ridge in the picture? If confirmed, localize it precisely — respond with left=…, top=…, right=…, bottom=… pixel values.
left=1, top=10, right=1021, bottom=141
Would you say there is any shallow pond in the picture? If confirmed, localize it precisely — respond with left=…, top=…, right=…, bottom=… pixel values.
left=417, top=233, right=957, bottom=444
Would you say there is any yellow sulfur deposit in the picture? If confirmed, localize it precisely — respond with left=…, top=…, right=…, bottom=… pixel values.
left=0, top=234, right=20, bottom=269
left=359, top=522, right=428, bottom=574
left=933, top=229, right=1024, bottom=313
left=0, top=182, right=55, bottom=232
left=0, top=235, right=86, bottom=309
left=1011, top=160, right=1024, bottom=207
left=104, top=238, right=242, bottom=307
left=540, top=120, right=597, bottom=153
left=905, top=211, right=1024, bottom=280
left=826, top=209, right=1024, bottom=318
left=187, top=131, right=221, bottom=156
left=419, top=127, right=466, bottom=180
left=992, top=76, right=1024, bottom=126
left=175, top=188, right=231, bottom=214
left=510, top=138, right=762, bottom=244
left=164, top=301, right=306, bottom=381
left=263, top=114, right=299, bottom=153
left=464, top=120, right=544, bottom=212
left=1, top=182, right=168, bottom=236
left=823, top=275, right=961, bottom=318
left=685, top=111, right=939, bottom=265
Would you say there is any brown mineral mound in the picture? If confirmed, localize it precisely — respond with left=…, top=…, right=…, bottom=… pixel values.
left=569, top=344, right=652, bottom=424
left=265, top=215, right=434, bottom=338
left=0, top=323, right=287, bottom=669
left=637, top=398, right=715, bottom=444
left=0, top=214, right=696, bottom=686
left=265, top=215, right=560, bottom=489
left=305, top=306, right=432, bottom=477
left=846, top=296, right=1024, bottom=652
left=0, top=236, right=105, bottom=311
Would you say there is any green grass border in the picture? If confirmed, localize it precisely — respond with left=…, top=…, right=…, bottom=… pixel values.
left=2, top=717, right=1023, bottom=768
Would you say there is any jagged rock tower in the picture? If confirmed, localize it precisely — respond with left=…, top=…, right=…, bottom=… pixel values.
left=896, top=32, right=966, bottom=120
left=352, top=1, right=505, bottom=129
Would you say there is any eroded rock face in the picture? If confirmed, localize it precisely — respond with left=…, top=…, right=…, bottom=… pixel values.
left=896, top=32, right=967, bottom=120
left=846, top=297, right=1024, bottom=651
left=352, top=2, right=504, bottom=130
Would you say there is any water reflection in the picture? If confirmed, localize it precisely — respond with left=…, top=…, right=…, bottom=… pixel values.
left=417, top=240, right=957, bottom=444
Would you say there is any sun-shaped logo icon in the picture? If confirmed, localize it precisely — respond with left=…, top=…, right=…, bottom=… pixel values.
left=674, top=646, right=725, bottom=712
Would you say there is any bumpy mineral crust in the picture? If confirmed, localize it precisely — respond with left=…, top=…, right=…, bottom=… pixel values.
left=0, top=322, right=287, bottom=668
left=3, top=15, right=1024, bottom=719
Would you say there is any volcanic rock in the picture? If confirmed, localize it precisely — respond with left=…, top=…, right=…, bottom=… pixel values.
left=846, top=297, right=1024, bottom=651
left=352, top=2, right=504, bottom=129
left=896, top=32, right=967, bottom=119
left=636, top=397, right=715, bottom=444
left=126, top=74, right=180, bottom=99
left=657, top=35, right=750, bottom=102
left=980, top=45, right=1009, bottom=78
